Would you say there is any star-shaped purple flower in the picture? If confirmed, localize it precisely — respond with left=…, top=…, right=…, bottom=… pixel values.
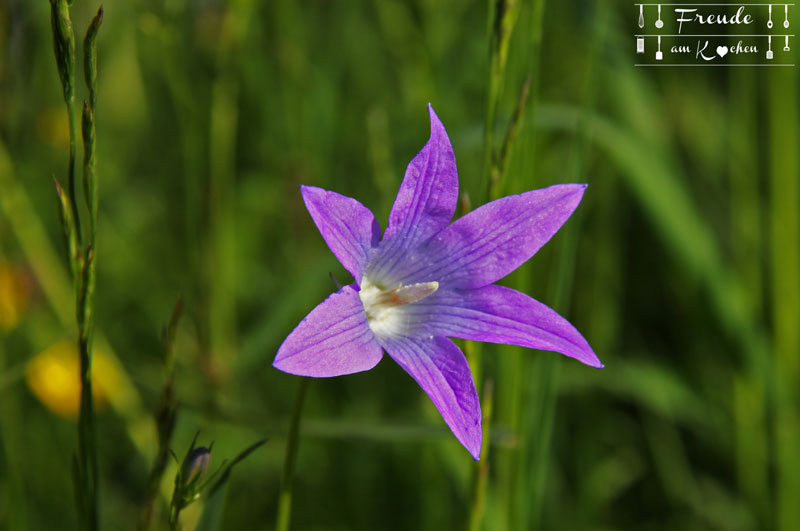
left=273, top=105, right=602, bottom=459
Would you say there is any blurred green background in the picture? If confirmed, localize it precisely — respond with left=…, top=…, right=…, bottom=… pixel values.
left=1, top=0, right=798, bottom=529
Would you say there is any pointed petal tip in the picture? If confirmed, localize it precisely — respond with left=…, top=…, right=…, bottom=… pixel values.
left=272, top=346, right=303, bottom=375
left=271, top=354, right=294, bottom=375
left=583, top=354, right=604, bottom=369
left=554, top=182, right=588, bottom=209
left=563, top=182, right=588, bottom=193
left=427, top=105, right=444, bottom=132
left=468, top=442, right=481, bottom=461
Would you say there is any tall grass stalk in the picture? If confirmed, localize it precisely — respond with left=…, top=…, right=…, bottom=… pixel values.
left=468, top=1, right=525, bottom=528
left=729, top=67, right=770, bottom=527
left=48, top=3, right=103, bottom=528
left=483, top=0, right=521, bottom=201
left=470, top=1, right=543, bottom=528
left=141, top=299, right=183, bottom=531
left=276, top=377, right=310, bottom=531
left=517, top=4, right=606, bottom=528
left=207, top=2, right=254, bottom=378
left=494, top=0, right=546, bottom=525
left=768, top=63, right=800, bottom=531
left=467, top=380, right=493, bottom=531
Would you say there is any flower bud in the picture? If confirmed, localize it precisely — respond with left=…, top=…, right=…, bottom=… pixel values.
left=182, top=446, right=211, bottom=486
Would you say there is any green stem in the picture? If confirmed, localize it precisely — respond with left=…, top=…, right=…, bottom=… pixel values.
left=768, top=61, right=800, bottom=531
left=169, top=503, right=180, bottom=531
left=482, top=0, right=521, bottom=201
left=276, top=378, right=310, bottom=531
left=468, top=380, right=494, bottom=531
left=77, top=203, right=98, bottom=531
left=141, top=299, right=182, bottom=531
left=67, top=97, right=83, bottom=248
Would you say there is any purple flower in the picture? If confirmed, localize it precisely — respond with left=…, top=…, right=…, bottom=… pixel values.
left=273, top=105, right=602, bottom=459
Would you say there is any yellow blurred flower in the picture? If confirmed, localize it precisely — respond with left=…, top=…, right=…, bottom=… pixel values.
left=0, top=260, right=32, bottom=332
left=35, top=107, right=71, bottom=149
left=26, top=340, right=120, bottom=419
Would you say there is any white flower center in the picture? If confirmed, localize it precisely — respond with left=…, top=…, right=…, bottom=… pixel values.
left=359, top=277, right=438, bottom=338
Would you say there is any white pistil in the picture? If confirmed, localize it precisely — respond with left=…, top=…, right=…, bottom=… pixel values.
left=359, top=277, right=438, bottom=338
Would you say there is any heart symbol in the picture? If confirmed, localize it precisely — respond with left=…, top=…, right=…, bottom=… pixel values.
left=716, top=46, right=729, bottom=57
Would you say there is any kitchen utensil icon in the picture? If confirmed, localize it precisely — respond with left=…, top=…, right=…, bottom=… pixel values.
left=656, top=5, right=664, bottom=28
left=639, top=4, right=645, bottom=28
left=785, top=4, right=790, bottom=28
left=768, top=4, right=773, bottom=29
left=767, top=35, right=774, bottom=59
left=656, top=35, right=663, bottom=60
left=785, top=35, right=791, bottom=51
left=637, top=36, right=645, bottom=53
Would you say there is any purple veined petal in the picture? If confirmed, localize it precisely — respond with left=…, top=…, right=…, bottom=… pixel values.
left=371, top=105, right=458, bottom=280
left=384, top=104, right=458, bottom=244
left=380, top=335, right=482, bottom=459
left=273, top=284, right=384, bottom=377
left=395, top=184, right=587, bottom=289
left=409, top=285, right=603, bottom=368
left=301, top=186, right=380, bottom=282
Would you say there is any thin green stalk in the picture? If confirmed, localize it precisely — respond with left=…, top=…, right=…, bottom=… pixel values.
left=517, top=4, right=607, bottom=528
left=729, top=65, right=770, bottom=527
left=77, top=10, right=103, bottom=531
left=141, top=298, right=183, bottom=531
left=49, top=4, right=103, bottom=529
left=768, top=61, right=800, bottom=531
left=49, top=0, right=82, bottom=249
left=494, top=2, right=546, bottom=525
left=67, top=98, right=82, bottom=246
left=482, top=0, right=521, bottom=200
left=77, top=245, right=98, bottom=531
left=468, top=380, right=494, bottom=531
left=83, top=6, right=102, bottom=243
left=470, top=3, right=528, bottom=529
left=208, top=0, right=254, bottom=377
left=276, top=378, right=310, bottom=531
left=519, top=222, right=576, bottom=530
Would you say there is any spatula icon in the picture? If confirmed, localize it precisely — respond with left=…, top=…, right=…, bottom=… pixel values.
left=656, top=35, right=663, bottom=60
left=767, top=35, right=773, bottom=59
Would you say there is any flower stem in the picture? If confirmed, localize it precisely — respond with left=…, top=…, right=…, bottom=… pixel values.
left=276, top=377, right=310, bottom=531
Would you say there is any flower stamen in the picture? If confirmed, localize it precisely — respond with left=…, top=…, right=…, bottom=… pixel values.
left=359, top=278, right=438, bottom=338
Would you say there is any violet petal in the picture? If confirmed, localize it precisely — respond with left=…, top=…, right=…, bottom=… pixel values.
left=301, top=186, right=380, bottom=282
left=409, top=285, right=603, bottom=368
left=394, top=184, right=586, bottom=289
left=273, top=284, right=383, bottom=377
left=380, top=104, right=458, bottom=254
left=380, top=335, right=481, bottom=459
